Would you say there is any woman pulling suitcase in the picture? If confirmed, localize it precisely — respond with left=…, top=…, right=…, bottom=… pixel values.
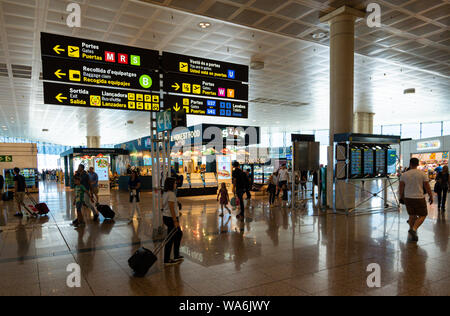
left=162, top=177, right=184, bottom=266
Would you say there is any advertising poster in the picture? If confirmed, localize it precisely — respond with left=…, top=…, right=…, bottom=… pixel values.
left=94, top=157, right=110, bottom=196
left=217, top=155, right=231, bottom=180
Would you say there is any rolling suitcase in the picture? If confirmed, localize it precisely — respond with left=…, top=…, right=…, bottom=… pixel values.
left=27, top=193, right=49, bottom=215
left=96, top=203, right=115, bottom=219
left=128, top=229, right=177, bottom=277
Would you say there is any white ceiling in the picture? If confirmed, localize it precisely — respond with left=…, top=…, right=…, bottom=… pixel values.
left=0, top=0, right=448, bottom=146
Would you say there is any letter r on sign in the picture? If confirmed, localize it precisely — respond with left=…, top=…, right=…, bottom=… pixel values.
left=118, top=54, right=128, bottom=64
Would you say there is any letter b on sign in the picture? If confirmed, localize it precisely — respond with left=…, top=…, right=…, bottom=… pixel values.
left=66, top=263, right=81, bottom=288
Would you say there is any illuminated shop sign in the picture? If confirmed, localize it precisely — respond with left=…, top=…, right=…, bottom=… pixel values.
left=417, top=140, right=441, bottom=151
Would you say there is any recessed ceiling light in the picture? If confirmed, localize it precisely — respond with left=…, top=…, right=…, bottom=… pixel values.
left=42, top=129, right=49, bottom=132
left=312, top=32, right=328, bottom=39
left=198, top=22, right=211, bottom=29
left=403, top=88, right=415, bottom=94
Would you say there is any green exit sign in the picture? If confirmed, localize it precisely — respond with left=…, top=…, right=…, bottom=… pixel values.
left=0, top=155, right=13, bottom=162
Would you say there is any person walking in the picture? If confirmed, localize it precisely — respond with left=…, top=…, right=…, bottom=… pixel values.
left=217, top=182, right=231, bottom=216
left=13, top=167, right=27, bottom=217
left=267, top=173, right=277, bottom=206
left=72, top=175, right=89, bottom=227
left=245, top=169, right=252, bottom=200
left=278, top=164, right=289, bottom=206
left=434, top=165, right=449, bottom=213
left=232, top=161, right=247, bottom=219
left=128, top=170, right=142, bottom=222
left=88, top=167, right=99, bottom=204
left=399, top=158, right=433, bottom=242
left=75, top=164, right=99, bottom=221
left=162, top=177, right=184, bottom=266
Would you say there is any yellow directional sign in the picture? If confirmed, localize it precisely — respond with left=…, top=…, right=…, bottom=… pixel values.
left=55, top=93, right=67, bottom=103
left=54, top=69, right=66, bottom=79
left=53, top=45, right=65, bottom=55
left=173, top=103, right=180, bottom=112
left=172, top=83, right=180, bottom=91
left=183, top=106, right=190, bottom=113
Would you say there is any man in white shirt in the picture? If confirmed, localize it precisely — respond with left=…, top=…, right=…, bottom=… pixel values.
left=278, top=165, right=289, bottom=203
left=399, top=158, right=433, bottom=242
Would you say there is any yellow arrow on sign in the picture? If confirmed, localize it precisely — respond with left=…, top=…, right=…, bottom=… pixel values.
left=55, top=93, right=67, bottom=103
left=54, top=69, right=66, bottom=79
left=173, top=103, right=180, bottom=112
left=53, top=45, right=65, bottom=55
left=172, top=83, right=180, bottom=91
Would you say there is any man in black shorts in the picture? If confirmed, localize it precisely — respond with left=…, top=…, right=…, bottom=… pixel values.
left=399, top=158, right=433, bottom=242
left=232, top=161, right=247, bottom=219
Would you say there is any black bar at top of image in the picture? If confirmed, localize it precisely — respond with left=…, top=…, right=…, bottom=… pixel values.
left=162, top=51, right=249, bottom=83
left=40, top=32, right=159, bottom=70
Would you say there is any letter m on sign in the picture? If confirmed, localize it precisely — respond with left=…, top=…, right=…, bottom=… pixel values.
left=105, top=51, right=115, bottom=62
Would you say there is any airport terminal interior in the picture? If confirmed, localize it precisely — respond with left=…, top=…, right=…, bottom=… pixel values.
left=0, top=0, right=449, bottom=297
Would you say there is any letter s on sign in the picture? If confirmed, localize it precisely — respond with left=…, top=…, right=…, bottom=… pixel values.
left=66, top=3, right=81, bottom=28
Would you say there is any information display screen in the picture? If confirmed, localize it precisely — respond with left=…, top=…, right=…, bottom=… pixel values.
left=375, top=149, right=386, bottom=175
left=363, top=149, right=374, bottom=176
left=350, top=148, right=362, bottom=177
left=3, top=168, right=38, bottom=189
left=388, top=149, right=397, bottom=174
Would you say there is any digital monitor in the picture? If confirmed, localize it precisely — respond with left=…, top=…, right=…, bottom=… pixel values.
left=363, top=148, right=374, bottom=177
left=387, top=149, right=397, bottom=174
left=350, top=147, right=363, bottom=178
left=375, top=149, right=387, bottom=176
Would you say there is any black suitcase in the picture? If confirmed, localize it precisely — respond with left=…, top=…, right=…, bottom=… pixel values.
left=96, top=203, right=115, bottom=219
left=2, top=191, right=14, bottom=201
left=128, top=229, right=177, bottom=277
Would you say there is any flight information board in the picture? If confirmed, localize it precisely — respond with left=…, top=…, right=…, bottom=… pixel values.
left=375, top=149, right=387, bottom=175
left=387, top=149, right=397, bottom=174
left=43, top=82, right=160, bottom=112
left=350, top=148, right=362, bottom=178
left=363, top=149, right=374, bottom=176
left=41, top=32, right=159, bottom=70
left=162, top=52, right=249, bottom=82
left=165, top=95, right=248, bottom=118
left=42, top=56, right=160, bottom=91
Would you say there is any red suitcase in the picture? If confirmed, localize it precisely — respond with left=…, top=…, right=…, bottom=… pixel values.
left=27, top=193, right=50, bottom=215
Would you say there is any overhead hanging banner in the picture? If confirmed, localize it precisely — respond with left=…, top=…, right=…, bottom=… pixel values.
left=162, top=52, right=249, bottom=82
left=164, top=72, right=248, bottom=101
left=165, top=95, right=248, bottom=118
left=42, top=56, right=160, bottom=91
left=43, top=82, right=161, bottom=112
left=41, top=32, right=159, bottom=70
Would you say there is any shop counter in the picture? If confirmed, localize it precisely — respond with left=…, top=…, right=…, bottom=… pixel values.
left=118, top=175, right=152, bottom=191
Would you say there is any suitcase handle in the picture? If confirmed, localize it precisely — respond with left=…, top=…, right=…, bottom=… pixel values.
left=154, top=228, right=178, bottom=255
left=26, top=192, right=38, bottom=206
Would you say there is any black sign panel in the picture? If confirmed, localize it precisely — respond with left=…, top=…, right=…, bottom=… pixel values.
left=171, top=108, right=187, bottom=129
left=42, top=56, right=160, bottom=91
left=164, top=73, right=248, bottom=101
left=165, top=95, right=248, bottom=119
left=41, top=32, right=159, bottom=70
left=43, top=82, right=161, bottom=112
left=162, top=52, right=249, bottom=82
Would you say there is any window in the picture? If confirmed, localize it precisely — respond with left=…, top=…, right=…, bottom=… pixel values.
left=315, top=130, right=330, bottom=147
left=421, top=122, right=442, bottom=139
left=443, top=121, right=450, bottom=136
left=373, top=126, right=382, bottom=135
left=401, top=123, right=421, bottom=140
left=382, top=125, right=401, bottom=136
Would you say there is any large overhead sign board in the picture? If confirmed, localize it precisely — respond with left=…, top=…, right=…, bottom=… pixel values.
left=165, top=95, right=248, bottom=118
left=42, top=56, right=160, bottom=91
left=164, top=73, right=248, bottom=101
left=162, top=52, right=249, bottom=83
left=43, top=82, right=160, bottom=113
left=41, top=32, right=159, bottom=70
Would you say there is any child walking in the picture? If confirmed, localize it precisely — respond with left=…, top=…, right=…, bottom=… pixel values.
left=217, top=183, right=231, bottom=216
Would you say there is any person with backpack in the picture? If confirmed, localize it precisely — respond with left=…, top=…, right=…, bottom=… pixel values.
left=434, top=165, right=449, bottom=212
left=162, top=177, right=184, bottom=266
left=232, top=161, right=247, bottom=219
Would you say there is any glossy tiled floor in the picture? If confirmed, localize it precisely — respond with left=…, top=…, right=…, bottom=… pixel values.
left=0, top=181, right=448, bottom=296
